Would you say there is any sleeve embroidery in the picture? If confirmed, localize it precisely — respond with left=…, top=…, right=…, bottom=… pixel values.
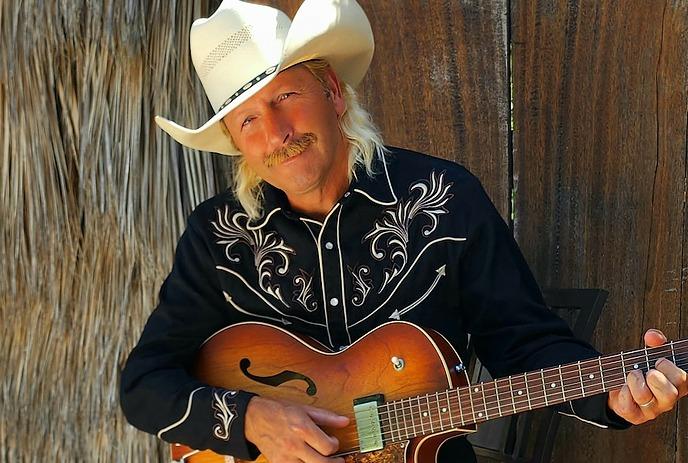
left=212, top=389, right=239, bottom=441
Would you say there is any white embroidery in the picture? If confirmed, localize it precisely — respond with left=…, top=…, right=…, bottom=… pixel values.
left=223, top=291, right=293, bottom=326
left=364, top=171, right=453, bottom=292
left=349, top=265, right=372, bottom=307
left=212, top=205, right=294, bottom=306
left=217, top=267, right=325, bottom=327
left=293, top=270, right=318, bottom=312
left=388, top=264, right=446, bottom=319
left=212, top=390, right=238, bottom=441
left=156, top=387, right=205, bottom=439
left=350, top=237, right=466, bottom=328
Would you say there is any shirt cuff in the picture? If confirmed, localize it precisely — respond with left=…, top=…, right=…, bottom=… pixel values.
left=557, top=394, right=632, bottom=430
left=157, top=387, right=260, bottom=460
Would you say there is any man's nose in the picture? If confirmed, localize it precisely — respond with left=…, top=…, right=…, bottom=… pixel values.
left=263, top=109, right=292, bottom=148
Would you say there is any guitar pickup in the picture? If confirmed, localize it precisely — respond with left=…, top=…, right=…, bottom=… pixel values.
left=353, top=394, right=385, bottom=453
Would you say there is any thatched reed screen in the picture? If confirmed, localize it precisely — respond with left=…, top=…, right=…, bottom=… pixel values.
left=1, top=0, right=223, bottom=460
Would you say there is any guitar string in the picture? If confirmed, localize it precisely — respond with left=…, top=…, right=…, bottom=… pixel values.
left=376, top=343, right=685, bottom=416
left=276, top=344, right=687, bottom=446
left=341, top=348, right=688, bottom=444
left=355, top=374, right=686, bottom=444
left=331, top=347, right=688, bottom=443
left=353, top=368, right=688, bottom=445
left=375, top=346, right=687, bottom=418
left=350, top=354, right=688, bottom=444
left=364, top=350, right=688, bottom=441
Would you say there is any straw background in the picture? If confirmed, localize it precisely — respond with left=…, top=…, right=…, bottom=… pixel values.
left=1, top=0, right=223, bottom=460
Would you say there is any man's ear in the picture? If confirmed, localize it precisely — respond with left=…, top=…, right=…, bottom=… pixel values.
left=324, top=67, right=346, bottom=117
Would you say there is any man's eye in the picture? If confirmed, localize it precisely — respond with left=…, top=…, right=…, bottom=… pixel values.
left=241, top=117, right=254, bottom=128
left=277, top=92, right=294, bottom=102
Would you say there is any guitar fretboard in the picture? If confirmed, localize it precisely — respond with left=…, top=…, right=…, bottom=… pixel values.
left=372, top=340, right=688, bottom=443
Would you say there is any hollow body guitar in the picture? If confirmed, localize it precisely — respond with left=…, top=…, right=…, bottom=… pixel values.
left=171, top=321, right=688, bottom=463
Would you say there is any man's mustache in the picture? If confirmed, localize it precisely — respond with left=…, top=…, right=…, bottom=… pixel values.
left=264, top=133, right=317, bottom=167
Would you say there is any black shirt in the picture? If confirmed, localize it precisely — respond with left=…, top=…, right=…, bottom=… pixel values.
left=120, top=146, right=628, bottom=461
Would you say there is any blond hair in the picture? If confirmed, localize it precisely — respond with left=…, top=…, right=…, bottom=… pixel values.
left=228, top=60, right=386, bottom=219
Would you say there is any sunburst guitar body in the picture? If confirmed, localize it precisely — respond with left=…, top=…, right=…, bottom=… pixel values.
left=172, top=321, right=474, bottom=463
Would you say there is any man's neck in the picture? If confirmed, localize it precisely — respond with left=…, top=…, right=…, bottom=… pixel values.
left=286, top=177, right=349, bottom=222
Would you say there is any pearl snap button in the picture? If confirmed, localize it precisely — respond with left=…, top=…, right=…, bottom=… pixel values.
left=329, top=297, right=339, bottom=306
left=325, top=241, right=334, bottom=250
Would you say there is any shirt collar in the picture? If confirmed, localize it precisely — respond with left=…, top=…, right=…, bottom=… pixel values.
left=348, top=149, right=397, bottom=206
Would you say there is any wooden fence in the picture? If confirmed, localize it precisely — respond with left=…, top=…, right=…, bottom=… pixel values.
left=1, top=0, right=686, bottom=461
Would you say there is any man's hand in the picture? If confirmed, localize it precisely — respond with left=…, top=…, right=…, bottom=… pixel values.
left=608, top=329, right=688, bottom=424
left=245, top=396, right=350, bottom=463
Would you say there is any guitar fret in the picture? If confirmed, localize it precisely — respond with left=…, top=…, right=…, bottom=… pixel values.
left=397, top=398, right=408, bottom=438
left=524, top=373, right=532, bottom=410
left=456, top=389, right=466, bottom=426
left=542, top=367, right=563, bottom=404
left=494, top=379, right=503, bottom=417
left=411, top=397, right=419, bottom=437
left=580, top=361, right=599, bottom=400
left=598, top=357, right=605, bottom=391
left=417, top=396, right=425, bottom=435
left=512, top=374, right=528, bottom=413
left=577, top=361, right=585, bottom=397
left=644, top=346, right=651, bottom=372
left=508, top=376, right=516, bottom=414
left=621, top=352, right=627, bottom=378
left=393, top=399, right=403, bottom=441
left=389, top=400, right=397, bottom=441
left=426, top=395, right=434, bottom=432
left=540, top=369, right=548, bottom=406
left=434, top=392, right=445, bottom=431
left=400, top=399, right=407, bottom=441
left=402, top=398, right=411, bottom=439
left=445, top=390, right=455, bottom=428
left=480, top=383, right=489, bottom=420
left=558, top=365, right=566, bottom=401
left=470, top=386, right=480, bottom=421
left=671, top=341, right=677, bottom=364
left=432, top=393, right=440, bottom=430
left=432, top=393, right=439, bottom=431
left=468, top=385, right=477, bottom=422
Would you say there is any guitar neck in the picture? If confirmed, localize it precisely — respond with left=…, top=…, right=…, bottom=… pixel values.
left=378, top=339, right=688, bottom=441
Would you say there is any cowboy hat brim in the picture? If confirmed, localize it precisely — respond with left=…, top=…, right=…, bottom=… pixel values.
left=155, top=0, right=374, bottom=156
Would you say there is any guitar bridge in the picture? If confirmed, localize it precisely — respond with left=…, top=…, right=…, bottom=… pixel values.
left=353, top=394, right=385, bottom=453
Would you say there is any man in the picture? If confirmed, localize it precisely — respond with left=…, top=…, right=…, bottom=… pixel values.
left=120, top=1, right=688, bottom=462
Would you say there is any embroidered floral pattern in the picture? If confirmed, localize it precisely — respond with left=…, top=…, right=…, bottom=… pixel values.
left=293, top=270, right=318, bottom=312
left=212, top=390, right=238, bottom=441
left=364, top=171, right=453, bottom=292
left=212, top=206, right=294, bottom=306
left=349, top=265, right=372, bottom=307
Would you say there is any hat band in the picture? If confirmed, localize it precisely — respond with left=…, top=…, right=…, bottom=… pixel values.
left=217, top=65, right=279, bottom=113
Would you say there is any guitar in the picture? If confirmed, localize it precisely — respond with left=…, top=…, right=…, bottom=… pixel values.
left=171, top=321, right=687, bottom=463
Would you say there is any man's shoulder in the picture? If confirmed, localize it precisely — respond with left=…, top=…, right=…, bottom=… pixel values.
left=187, top=189, right=241, bottom=225
left=383, top=145, right=480, bottom=190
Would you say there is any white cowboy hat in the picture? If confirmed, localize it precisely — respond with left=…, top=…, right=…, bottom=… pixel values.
left=154, top=0, right=374, bottom=156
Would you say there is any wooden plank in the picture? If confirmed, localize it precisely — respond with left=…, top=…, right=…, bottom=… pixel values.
left=244, top=0, right=510, bottom=216
left=358, top=0, right=510, bottom=216
left=512, top=1, right=688, bottom=462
